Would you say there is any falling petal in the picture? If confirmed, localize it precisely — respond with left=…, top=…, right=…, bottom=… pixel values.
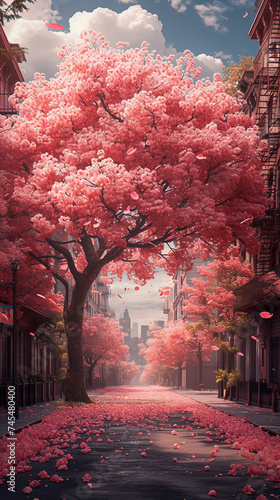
left=83, top=221, right=91, bottom=226
left=243, top=12, right=248, bottom=18
left=60, top=264, right=68, bottom=270
left=251, top=335, right=259, bottom=342
left=29, top=332, right=35, bottom=336
left=260, top=311, right=273, bottom=319
left=135, top=286, right=139, bottom=290
left=37, top=294, right=46, bottom=299
left=130, top=191, right=139, bottom=200
left=118, top=294, right=122, bottom=299
left=196, top=154, right=207, bottom=160
left=211, top=346, right=219, bottom=351
left=45, top=22, right=64, bottom=30
left=237, top=352, right=244, bottom=356
left=127, top=147, right=136, bottom=156
left=241, top=216, right=253, bottom=224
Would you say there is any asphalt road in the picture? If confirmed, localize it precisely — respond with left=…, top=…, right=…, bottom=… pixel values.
left=1, top=408, right=278, bottom=500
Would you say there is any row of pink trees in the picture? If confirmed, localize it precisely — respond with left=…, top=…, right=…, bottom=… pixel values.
left=141, top=247, right=256, bottom=386
left=82, top=314, right=129, bottom=388
left=140, top=320, right=212, bottom=386
left=1, top=31, right=268, bottom=401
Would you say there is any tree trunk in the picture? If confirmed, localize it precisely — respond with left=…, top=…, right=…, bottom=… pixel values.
left=89, top=365, right=94, bottom=389
left=197, top=348, right=203, bottom=387
left=64, top=278, right=94, bottom=403
left=198, top=357, right=203, bottom=386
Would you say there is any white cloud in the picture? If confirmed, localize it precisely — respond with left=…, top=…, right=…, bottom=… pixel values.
left=214, top=50, right=232, bottom=60
left=19, top=0, right=60, bottom=21
left=117, top=0, right=136, bottom=3
left=69, top=6, right=166, bottom=53
left=230, top=0, right=254, bottom=5
left=195, top=2, right=228, bottom=32
left=168, top=0, right=188, bottom=13
left=4, top=2, right=223, bottom=82
left=195, top=53, right=223, bottom=79
left=5, top=3, right=168, bottom=81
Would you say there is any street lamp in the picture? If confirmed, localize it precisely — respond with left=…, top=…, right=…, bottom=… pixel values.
left=11, top=259, right=19, bottom=419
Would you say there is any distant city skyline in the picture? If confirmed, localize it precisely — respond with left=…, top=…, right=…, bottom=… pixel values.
left=109, top=268, right=173, bottom=330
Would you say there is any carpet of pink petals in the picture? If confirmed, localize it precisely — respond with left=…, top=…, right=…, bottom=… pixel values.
left=1, top=385, right=280, bottom=497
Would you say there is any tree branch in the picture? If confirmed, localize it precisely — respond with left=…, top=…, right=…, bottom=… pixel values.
left=46, top=237, right=81, bottom=282
left=28, top=251, right=69, bottom=311
left=96, top=92, right=123, bottom=123
left=79, top=231, right=97, bottom=266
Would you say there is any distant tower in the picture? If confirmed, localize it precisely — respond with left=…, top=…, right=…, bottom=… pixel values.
left=120, top=308, right=131, bottom=337
left=131, top=322, right=138, bottom=338
left=141, top=325, right=149, bottom=344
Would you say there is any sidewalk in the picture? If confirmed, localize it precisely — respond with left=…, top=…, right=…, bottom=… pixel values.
left=1, top=388, right=280, bottom=439
left=0, top=398, right=63, bottom=438
left=174, top=388, right=280, bottom=436
left=0, top=390, right=102, bottom=437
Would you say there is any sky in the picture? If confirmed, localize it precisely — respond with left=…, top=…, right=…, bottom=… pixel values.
left=4, top=0, right=260, bottom=330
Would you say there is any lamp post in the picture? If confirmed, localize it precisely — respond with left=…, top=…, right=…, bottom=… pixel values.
left=11, top=260, right=19, bottom=419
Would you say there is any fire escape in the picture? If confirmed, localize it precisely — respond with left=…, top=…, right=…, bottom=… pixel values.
left=253, top=0, right=280, bottom=275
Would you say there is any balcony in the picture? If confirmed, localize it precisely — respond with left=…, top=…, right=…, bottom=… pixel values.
left=0, top=92, right=16, bottom=114
left=235, top=265, right=280, bottom=311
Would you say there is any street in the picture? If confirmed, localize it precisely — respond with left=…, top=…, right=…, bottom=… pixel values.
left=0, top=386, right=279, bottom=499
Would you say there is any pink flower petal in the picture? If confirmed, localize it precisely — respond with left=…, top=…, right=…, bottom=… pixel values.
left=45, top=22, right=64, bottom=30
left=130, top=191, right=139, bottom=200
left=251, top=335, right=259, bottom=342
left=208, top=491, right=217, bottom=497
left=260, top=311, right=273, bottom=319
left=127, top=147, right=136, bottom=156
left=23, top=486, right=33, bottom=494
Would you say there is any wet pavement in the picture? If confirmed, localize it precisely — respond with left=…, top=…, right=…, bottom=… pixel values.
left=0, top=387, right=280, bottom=499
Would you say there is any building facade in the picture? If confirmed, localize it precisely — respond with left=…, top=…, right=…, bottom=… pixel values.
left=232, top=0, right=280, bottom=409
left=163, top=259, right=217, bottom=389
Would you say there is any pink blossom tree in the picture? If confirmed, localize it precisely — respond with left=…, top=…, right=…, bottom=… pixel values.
left=141, top=320, right=212, bottom=385
left=181, top=246, right=255, bottom=374
left=117, top=360, right=141, bottom=385
left=181, top=246, right=254, bottom=329
left=82, top=314, right=128, bottom=388
left=0, top=116, right=62, bottom=313
left=3, top=32, right=267, bottom=401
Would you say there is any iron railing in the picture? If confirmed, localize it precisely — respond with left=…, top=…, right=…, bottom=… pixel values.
left=0, top=380, right=64, bottom=409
